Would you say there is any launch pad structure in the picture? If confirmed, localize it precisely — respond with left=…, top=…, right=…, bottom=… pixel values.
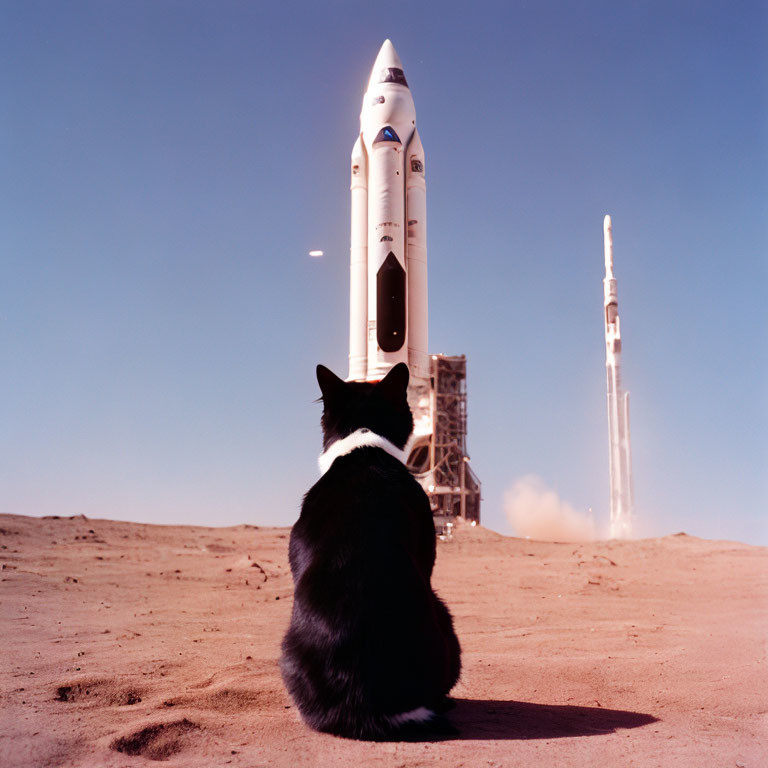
left=407, top=355, right=481, bottom=527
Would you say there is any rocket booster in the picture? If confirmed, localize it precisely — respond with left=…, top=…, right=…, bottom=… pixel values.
left=603, top=215, right=634, bottom=539
left=348, top=40, right=428, bottom=383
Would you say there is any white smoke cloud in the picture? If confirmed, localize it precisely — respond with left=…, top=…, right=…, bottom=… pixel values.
left=504, top=475, right=597, bottom=542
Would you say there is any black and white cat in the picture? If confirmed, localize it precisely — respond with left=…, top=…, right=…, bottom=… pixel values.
left=280, top=363, right=461, bottom=740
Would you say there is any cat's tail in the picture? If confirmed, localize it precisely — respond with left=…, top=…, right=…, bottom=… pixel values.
left=315, top=705, right=457, bottom=741
left=380, top=706, right=458, bottom=741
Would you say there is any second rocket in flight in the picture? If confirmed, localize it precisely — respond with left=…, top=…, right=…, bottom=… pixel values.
left=604, top=215, right=634, bottom=538
left=348, top=39, right=428, bottom=385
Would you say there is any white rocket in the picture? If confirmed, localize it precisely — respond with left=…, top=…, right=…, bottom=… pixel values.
left=603, top=215, right=634, bottom=539
left=348, top=40, right=428, bottom=385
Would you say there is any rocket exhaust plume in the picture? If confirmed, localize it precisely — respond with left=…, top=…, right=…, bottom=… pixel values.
left=505, top=476, right=597, bottom=542
left=603, top=215, right=634, bottom=539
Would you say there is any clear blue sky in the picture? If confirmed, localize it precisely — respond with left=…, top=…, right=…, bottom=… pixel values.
left=2, top=1, right=766, bottom=544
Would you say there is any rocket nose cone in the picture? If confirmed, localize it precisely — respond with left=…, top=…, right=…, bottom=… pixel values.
left=604, top=214, right=614, bottom=275
left=376, top=39, right=403, bottom=69
left=367, top=39, right=408, bottom=90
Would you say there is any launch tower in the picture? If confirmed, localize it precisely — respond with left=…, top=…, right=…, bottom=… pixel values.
left=409, top=355, right=481, bottom=527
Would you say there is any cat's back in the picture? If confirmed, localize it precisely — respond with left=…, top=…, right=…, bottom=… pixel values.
left=305, top=447, right=424, bottom=522
left=291, top=447, right=433, bottom=580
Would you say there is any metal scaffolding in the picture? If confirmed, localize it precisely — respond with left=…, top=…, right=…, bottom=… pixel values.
left=407, top=355, right=481, bottom=526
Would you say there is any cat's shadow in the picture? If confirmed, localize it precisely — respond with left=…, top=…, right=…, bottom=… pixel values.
left=444, top=698, right=658, bottom=741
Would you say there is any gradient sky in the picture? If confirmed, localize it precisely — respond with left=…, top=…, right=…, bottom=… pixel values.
left=2, top=0, right=766, bottom=544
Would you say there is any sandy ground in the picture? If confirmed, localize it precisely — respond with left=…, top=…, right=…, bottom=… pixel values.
left=1, top=513, right=766, bottom=767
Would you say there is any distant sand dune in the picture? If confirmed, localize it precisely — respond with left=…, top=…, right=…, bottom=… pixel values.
left=1, top=513, right=766, bottom=767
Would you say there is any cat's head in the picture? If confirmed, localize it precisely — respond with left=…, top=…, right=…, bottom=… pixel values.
left=315, top=363, right=413, bottom=451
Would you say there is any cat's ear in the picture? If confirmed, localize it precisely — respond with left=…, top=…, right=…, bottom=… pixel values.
left=375, top=362, right=409, bottom=403
left=316, top=364, right=347, bottom=403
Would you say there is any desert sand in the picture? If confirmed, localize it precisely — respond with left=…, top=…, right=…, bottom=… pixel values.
left=1, top=512, right=766, bottom=767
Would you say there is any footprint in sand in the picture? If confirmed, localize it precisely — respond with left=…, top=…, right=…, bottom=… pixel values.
left=54, top=678, right=144, bottom=706
left=110, top=719, right=200, bottom=761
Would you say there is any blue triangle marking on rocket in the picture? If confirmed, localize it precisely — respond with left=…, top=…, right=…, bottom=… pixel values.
left=374, top=126, right=401, bottom=143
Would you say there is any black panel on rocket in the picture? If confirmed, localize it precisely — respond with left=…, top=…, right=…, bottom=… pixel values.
left=376, top=252, right=406, bottom=352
